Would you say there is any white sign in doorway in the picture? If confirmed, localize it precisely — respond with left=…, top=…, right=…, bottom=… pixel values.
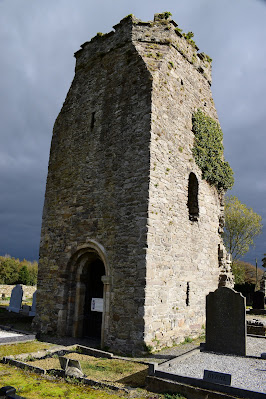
left=91, top=298, right=103, bottom=312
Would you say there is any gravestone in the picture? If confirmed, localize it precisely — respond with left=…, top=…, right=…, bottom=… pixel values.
left=29, top=290, right=37, bottom=316
left=59, top=356, right=83, bottom=378
left=203, top=370, right=231, bottom=386
left=252, top=291, right=265, bottom=310
left=247, top=319, right=266, bottom=336
left=260, top=271, right=266, bottom=296
left=59, top=356, right=68, bottom=370
left=205, top=287, right=246, bottom=356
left=8, top=284, right=23, bottom=313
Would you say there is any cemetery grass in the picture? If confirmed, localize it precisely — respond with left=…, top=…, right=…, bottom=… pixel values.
left=27, top=353, right=148, bottom=386
left=0, top=363, right=185, bottom=399
left=0, top=341, right=186, bottom=399
left=0, top=363, right=129, bottom=399
left=0, top=341, right=55, bottom=358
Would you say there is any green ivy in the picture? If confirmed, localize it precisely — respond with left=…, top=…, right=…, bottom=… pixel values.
left=192, top=109, right=234, bottom=191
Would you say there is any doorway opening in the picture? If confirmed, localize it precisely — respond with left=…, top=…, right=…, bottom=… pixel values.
left=66, top=244, right=109, bottom=344
left=81, top=257, right=105, bottom=338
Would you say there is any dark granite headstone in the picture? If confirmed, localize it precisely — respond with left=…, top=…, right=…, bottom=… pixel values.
left=203, top=370, right=231, bottom=386
left=252, top=291, right=265, bottom=310
left=205, top=287, right=246, bottom=356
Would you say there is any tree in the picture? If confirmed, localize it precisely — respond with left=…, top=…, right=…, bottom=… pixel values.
left=26, top=261, right=38, bottom=285
left=232, top=260, right=263, bottom=285
left=0, top=256, right=19, bottom=284
left=223, top=196, right=262, bottom=262
left=0, top=255, right=38, bottom=286
left=17, top=265, right=31, bottom=285
left=231, top=262, right=245, bottom=285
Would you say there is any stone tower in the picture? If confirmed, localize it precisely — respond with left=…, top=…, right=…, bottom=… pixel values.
left=35, top=13, right=233, bottom=353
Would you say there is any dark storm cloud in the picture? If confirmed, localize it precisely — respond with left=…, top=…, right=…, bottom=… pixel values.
left=0, top=0, right=265, bottom=266
left=225, top=115, right=266, bottom=265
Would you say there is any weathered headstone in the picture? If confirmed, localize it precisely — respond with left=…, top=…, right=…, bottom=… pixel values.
left=247, top=319, right=266, bottom=336
left=252, top=291, right=265, bottom=310
left=59, top=356, right=68, bottom=370
left=59, top=356, right=83, bottom=378
left=29, top=290, right=37, bottom=316
left=205, top=287, right=246, bottom=356
left=8, top=284, right=23, bottom=313
left=65, top=366, right=83, bottom=378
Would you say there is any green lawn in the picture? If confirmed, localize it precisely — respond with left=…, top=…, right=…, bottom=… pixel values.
left=0, top=341, right=179, bottom=399
left=0, top=363, right=129, bottom=399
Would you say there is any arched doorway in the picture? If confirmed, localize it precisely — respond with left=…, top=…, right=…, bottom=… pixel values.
left=66, top=241, right=110, bottom=346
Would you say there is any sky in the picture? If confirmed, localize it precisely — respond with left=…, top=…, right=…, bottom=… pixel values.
left=0, top=0, right=265, bottom=268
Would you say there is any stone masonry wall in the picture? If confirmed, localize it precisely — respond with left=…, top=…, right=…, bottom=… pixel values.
left=35, top=17, right=153, bottom=353
left=132, top=15, right=223, bottom=349
left=35, top=13, right=231, bottom=353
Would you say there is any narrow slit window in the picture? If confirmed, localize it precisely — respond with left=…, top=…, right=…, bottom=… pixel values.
left=186, top=282, right=190, bottom=306
left=187, top=172, right=199, bottom=222
left=91, top=112, right=95, bottom=130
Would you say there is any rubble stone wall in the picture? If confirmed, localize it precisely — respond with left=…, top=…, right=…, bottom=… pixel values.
left=0, top=285, right=36, bottom=299
left=133, top=21, right=223, bottom=349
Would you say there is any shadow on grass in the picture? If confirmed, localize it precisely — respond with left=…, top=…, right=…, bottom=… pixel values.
left=117, top=368, right=148, bottom=387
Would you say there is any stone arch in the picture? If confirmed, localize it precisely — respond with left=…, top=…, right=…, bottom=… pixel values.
left=65, top=240, right=110, bottom=347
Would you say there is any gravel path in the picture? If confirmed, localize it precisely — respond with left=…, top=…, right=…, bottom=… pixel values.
left=0, top=330, right=24, bottom=338
left=159, top=337, right=266, bottom=394
left=0, top=327, right=35, bottom=344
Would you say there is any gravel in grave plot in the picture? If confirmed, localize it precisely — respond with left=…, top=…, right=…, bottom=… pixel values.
left=160, top=337, right=266, bottom=394
left=161, top=351, right=266, bottom=393
left=26, top=353, right=148, bottom=386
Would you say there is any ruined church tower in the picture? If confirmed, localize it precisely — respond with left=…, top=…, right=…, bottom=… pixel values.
left=35, top=13, right=233, bottom=353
